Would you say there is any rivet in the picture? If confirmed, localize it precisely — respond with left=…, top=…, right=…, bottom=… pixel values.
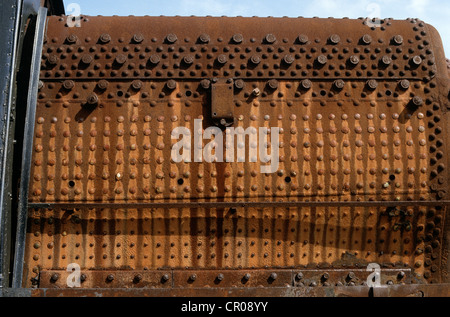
left=86, top=93, right=98, bottom=105
left=393, top=35, right=403, bottom=45
left=399, top=79, right=410, bottom=90
left=283, top=54, right=295, bottom=64
left=267, top=79, right=278, bottom=90
left=165, top=33, right=177, bottom=43
left=329, top=34, right=340, bottom=44
left=183, top=55, right=194, bottom=65
left=166, top=79, right=177, bottom=90
left=217, top=273, right=224, bottom=281
left=301, top=79, right=312, bottom=90
left=250, top=54, right=261, bottom=64
left=349, top=55, right=360, bottom=65
left=361, top=34, right=372, bottom=44
left=199, top=33, right=210, bottom=43
left=232, top=33, right=243, bottom=43
left=50, top=273, right=59, bottom=282
left=189, top=274, right=197, bottom=281
left=334, top=79, right=345, bottom=89
left=316, top=55, right=328, bottom=65
left=265, top=34, right=276, bottom=44
left=366, top=79, right=378, bottom=90
left=99, top=33, right=111, bottom=44
left=149, top=54, right=160, bottom=64
left=412, top=96, right=423, bottom=106
left=62, top=80, right=75, bottom=90
left=106, top=274, right=115, bottom=282
left=412, top=55, right=422, bottom=65
left=115, top=54, right=127, bottom=65
left=243, top=273, right=251, bottom=281
left=217, top=54, right=228, bottom=64
left=381, top=55, right=392, bottom=65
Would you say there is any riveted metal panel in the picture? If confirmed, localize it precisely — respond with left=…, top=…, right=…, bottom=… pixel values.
left=20, top=16, right=450, bottom=291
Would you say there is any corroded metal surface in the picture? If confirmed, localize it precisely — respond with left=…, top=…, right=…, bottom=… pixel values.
left=21, top=16, right=450, bottom=292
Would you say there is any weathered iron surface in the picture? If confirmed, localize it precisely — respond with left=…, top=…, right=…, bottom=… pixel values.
left=19, top=15, right=450, bottom=293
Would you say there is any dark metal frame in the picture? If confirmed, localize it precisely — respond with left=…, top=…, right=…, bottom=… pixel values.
left=0, top=0, right=25, bottom=289
left=12, top=5, right=47, bottom=289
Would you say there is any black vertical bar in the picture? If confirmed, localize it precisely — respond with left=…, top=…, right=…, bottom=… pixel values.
left=0, top=0, right=23, bottom=289
left=12, top=5, right=47, bottom=289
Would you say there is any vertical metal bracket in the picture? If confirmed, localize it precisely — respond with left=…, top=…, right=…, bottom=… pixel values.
left=12, top=5, right=47, bottom=288
left=211, top=78, right=234, bottom=127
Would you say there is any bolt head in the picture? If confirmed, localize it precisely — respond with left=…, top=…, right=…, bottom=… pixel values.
left=250, top=55, right=261, bottom=64
left=166, top=33, right=177, bottom=43
left=99, top=33, right=111, bottom=43
left=298, top=34, right=308, bottom=44
left=106, top=274, right=115, bottom=282
left=301, top=79, right=312, bottom=90
left=265, top=33, right=276, bottom=44
left=232, top=33, right=243, bottom=43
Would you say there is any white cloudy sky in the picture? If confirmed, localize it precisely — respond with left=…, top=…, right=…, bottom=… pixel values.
left=64, top=0, right=449, bottom=55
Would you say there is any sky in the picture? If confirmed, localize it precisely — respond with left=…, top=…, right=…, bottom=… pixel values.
left=62, top=0, right=450, bottom=56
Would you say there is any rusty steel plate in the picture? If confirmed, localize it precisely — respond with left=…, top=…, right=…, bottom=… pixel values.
left=20, top=15, right=450, bottom=290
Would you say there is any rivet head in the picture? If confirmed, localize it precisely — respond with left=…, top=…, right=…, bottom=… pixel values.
left=334, top=79, right=345, bottom=89
left=50, top=273, right=60, bottom=282
left=317, top=55, right=327, bottom=65
left=412, top=96, right=423, bottom=106
left=106, top=274, right=115, bottom=282
left=265, top=33, right=276, bottom=44
left=243, top=273, right=251, bottom=280
left=234, top=79, right=245, bottom=89
left=183, top=55, right=194, bottom=65
left=217, top=273, right=224, bottom=281
left=250, top=54, right=261, bottom=64
left=99, top=33, right=111, bottom=44
left=232, top=33, right=243, bottom=43
left=366, top=79, right=378, bottom=90
left=199, top=33, right=210, bottom=43
left=97, top=79, right=108, bottom=90
left=217, top=54, right=228, bottom=64
left=399, top=79, right=410, bottom=90
left=267, top=79, right=278, bottom=90
left=270, top=272, right=278, bottom=280
left=189, top=274, right=197, bottom=281
left=381, top=55, right=392, bottom=65
left=412, top=55, right=422, bottom=65
left=165, top=33, right=177, bottom=43
left=134, top=274, right=143, bottom=283
left=149, top=54, right=160, bottom=64
left=131, top=80, right=143, bottom=90
left=81, top=54, right=93, bottom=64
left=200, top=79, right=211, bottom=89
left=298, top=34, right=308, bottom=44
left=393, top=35, right=403, bottom=45
left=301, top=79, right=312, bottom=90
left=86, top=93, right=98, bottom=105
left=349, top=55, right=360, bottom=65
left=347, top=272, right=356, bottom=280
left=166, top=79, right=177, bottom=90
left=63, top=80, right=75, bottom=90
left=66, top=34, right=77, bottom=44
left=283, top=54, right=295, bottom=64
left=296, top=272, right=303, bottom=280
left=115, top=54, right=127, bottom=65
left=322, top=273, right=330, bottom=280
left=161, top=274, right=170, bottom=282
left=329, top=34, right=340, bottom=44
left=361, top=34, right=372, bottom=44
left=47, top=55, right=59, bottom=65
left=133, top=33, right=144, bottom=43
